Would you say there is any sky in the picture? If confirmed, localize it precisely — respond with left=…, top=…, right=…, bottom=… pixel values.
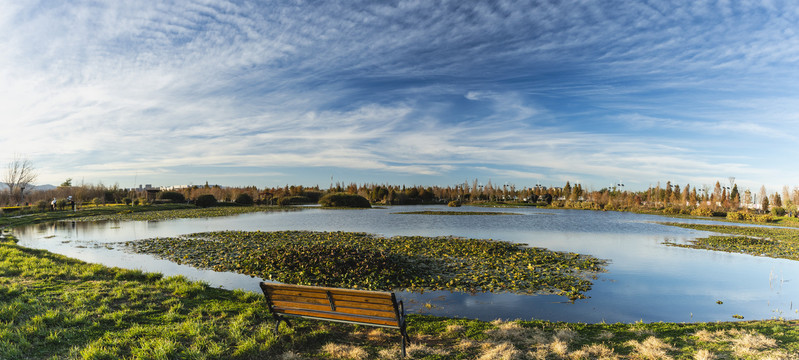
left=2, top=0, right=799, bottom=192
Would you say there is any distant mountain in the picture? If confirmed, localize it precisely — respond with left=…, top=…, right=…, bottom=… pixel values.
left=0, top=184, right=57, bottom=191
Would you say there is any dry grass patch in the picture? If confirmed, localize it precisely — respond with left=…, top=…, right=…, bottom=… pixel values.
left=549, top=338, right=570, bottom=357
left=322, top=342, right=370, bottom=360
left=445, top=323, right=465, bottom=335
left=485, top=320, right=547, bottom=347
left=693, top=349, right=716, bottom=360
left=730, top=330, right=778, bottom=356
left=625, top=336, right=675, bottom=360
left=477, top=341, right=525, bottom=360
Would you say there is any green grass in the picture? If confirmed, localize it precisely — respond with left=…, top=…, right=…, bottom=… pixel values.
left=660, top=222, right=799, bottom=261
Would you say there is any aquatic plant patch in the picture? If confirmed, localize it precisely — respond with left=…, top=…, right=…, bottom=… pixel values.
left=125, top=230, right=606, bottom=300
left=393, top=211, right=524, bottom=215
left=660, top=222, right=799, bottom=261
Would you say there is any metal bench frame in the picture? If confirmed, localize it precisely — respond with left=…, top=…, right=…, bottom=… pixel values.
left=259, top=282, right=410, bottom=357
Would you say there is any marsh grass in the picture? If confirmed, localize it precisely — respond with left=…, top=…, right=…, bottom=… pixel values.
left=661, top=222, right=799, bottom=261
left=126, top=230, right=606, bottom=299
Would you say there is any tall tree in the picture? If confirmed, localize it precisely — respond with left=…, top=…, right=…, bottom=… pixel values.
left=3, top=155, right=38, bottom=203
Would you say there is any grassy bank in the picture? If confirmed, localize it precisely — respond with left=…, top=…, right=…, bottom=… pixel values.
left=2, top=238, right=798, bottom=359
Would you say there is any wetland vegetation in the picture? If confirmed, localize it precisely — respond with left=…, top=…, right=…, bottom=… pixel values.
left=125, top=230, right=605, bottom=300
left=661, top=222, right=799, bottom=261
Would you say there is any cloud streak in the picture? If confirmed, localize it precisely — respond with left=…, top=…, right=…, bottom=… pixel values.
left=2, top=0, right=798, bottom=191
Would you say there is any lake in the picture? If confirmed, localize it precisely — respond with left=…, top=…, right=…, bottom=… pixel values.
left=12, top=205, right=799, bottom=323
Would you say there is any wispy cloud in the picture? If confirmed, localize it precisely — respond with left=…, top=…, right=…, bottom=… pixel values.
left=2, top=1, right=798, bottom=190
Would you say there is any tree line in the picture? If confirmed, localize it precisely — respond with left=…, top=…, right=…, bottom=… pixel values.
left=4, top=178, right=798, bottom=216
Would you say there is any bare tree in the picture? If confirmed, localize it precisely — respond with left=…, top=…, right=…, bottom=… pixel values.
left=3, top=155, right=38, bottom=203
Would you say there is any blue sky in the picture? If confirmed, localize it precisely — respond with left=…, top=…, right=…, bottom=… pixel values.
left=2, top=1, right=798, bottom=192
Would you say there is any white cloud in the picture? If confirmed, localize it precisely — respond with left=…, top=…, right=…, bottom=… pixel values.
left=2, top=1, right=799, bottom=189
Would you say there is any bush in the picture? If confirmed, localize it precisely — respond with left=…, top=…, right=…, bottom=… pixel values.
left=93, top=197, right=104, bottom=206
left=690, top=207, right=714, bottom=217
left=304, top=190, right=324, bottom=203
left=662, top=207, right=680, bottom=215
left=123, top=197, right=132, bottom=205
left=234, top=193, right=254, bottom=206
left=195, top=194, right=217, bottom=208
left=132, top=199, right=140, bottom=206
left=727, top=211, right=745, bottom=221
left=159, top=191, right=186, bottom=203
left=447, top=200, right=461, bottom=207
left=56, top=199, right=68, bottom=210
left=771, top=207, right=786, bottom=216
left=277, top=196, right=312, bottom=206
left=318, top=192, right=371, bottom=208
left=756, top=214, right=775, bottom=223
left=35, top=200, right=48, bottom=211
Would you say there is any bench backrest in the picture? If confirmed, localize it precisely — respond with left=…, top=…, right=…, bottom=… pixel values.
left=259, top=282, right=402, bottom=328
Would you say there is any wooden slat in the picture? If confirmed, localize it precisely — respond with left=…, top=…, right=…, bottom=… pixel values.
left=263, top=283, right=393, bottom=298
left=265, top=288, right=393, bottom=302
left=277, top=308, right=400, bottom=327
left=267, top=294, right=396, bottom=311
left=260, top=282, right=402, bottom=328
left=270, top=300, right=396, bottom=318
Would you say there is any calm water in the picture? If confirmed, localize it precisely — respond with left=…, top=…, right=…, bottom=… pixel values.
left=12, top=205, right=799, bottom=323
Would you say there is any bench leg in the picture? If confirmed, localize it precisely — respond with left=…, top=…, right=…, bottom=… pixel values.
left=273, top=315, right=292, bottom=335
left=401, top=332, right=407, bottom=358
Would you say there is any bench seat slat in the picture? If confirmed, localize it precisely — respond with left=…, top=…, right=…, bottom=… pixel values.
left=270, top=300, right=396, bottom=318
left=265, top=285, right=393, bottom=297
left=267, top=295, right=397, bottom=311
left=266, top=289, right=394, bottom=303
left=275, top=308, right=401, bottom=327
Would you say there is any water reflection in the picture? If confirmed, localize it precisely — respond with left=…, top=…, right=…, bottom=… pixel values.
left=12, top=206, right=799, bottom=323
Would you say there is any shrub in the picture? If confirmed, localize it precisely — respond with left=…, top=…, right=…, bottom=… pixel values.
left=123, top=197, right=132, bottom=205
left=662, top=207, right=680, bottom=215
left=56, top=199, right=68, bottom=210
left=133, top=199, right=140, bottom=206
left=756, top=214, right=775, bottom=223
left=195, top=194, right=217, bottom=208
left=234, top=193, right=254, bottom=206
left=603, top=203, right=616, bottom=211
left=92, top=197, right=104, bottom=206
left=771, top=207, right=786, bottom=216
left=159, top=191, right=186, bottom=203
left=727, top=211, right=745, bottom=221
left=304, top=190, right=324, bottom=203
left=35, top=200, right=48, bottom=211
left=318, top=192, right=371, bottom=208
left=447, top=200, right=461, bottom=207
left=690, top=207, right=714, bottom=217
left=277, top=196, right=312, bottom=206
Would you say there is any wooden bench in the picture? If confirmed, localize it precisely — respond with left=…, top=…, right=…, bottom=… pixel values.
left=259, top=282, right=410, bottom=357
